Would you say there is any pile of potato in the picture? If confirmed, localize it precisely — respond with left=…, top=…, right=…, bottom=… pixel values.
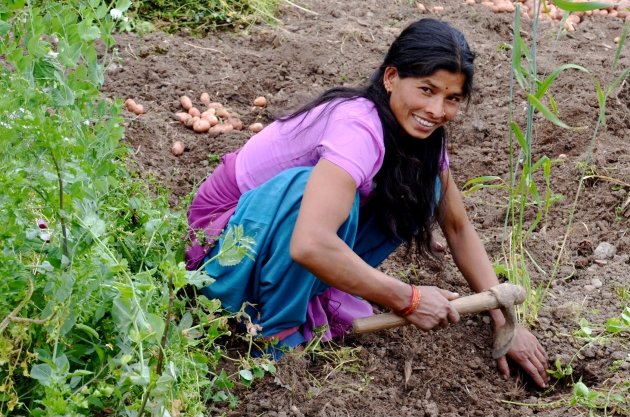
left=420, top=0, right=630, bottom=32
left=170, top=93, right=267, bottom=156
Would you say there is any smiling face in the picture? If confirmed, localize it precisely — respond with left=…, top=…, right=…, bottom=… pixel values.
left=384, top=67, right=466, bottom=139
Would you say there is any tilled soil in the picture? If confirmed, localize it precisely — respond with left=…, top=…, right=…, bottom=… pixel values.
left=103, top=1, right=630, bottom=415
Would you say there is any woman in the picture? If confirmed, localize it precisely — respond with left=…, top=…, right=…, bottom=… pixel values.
left=186, top=18, right=549, bottom=388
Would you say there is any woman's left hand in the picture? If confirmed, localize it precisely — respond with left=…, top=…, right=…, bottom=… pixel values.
left=495, top=324, right=549, bottom=388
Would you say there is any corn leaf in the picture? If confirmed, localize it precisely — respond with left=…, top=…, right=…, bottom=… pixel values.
left=594, top=77, right=606, bottom=127
left=512, top=7, right=530, bottom=90
left=552, top=0, right=614, bottom=12
left=612, top=22, right=629, bottom=70
left=510, top=121, right=528, bottom=151
left=535, top=63, right=589, bottom=99
left=527, top=93, right=586, bottom=130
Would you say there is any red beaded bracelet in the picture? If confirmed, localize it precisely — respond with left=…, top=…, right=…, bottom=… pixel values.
left=393, top=284, right=422, bottom=317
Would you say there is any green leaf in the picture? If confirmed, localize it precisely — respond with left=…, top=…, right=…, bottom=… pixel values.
left=239, top=369, right=253, bottom=381
left=30, top=364, right=53, bottom=386
left=527, top=93, right=585, bottom=130
left=605, top=318, right=623, bottom=333
left=574, top=380, right=590, bottom=398
left=186, top=270, right=215, bottom=289
left=0, top=20, right=10, bottom=36
left=511, top=10, right=529, bottom=90
left=116, top=0, right=132, bottom=12
left=510, top=122, right=529, bottom=151
left=52, top=82, right=76, bottom=107
left=216, top=225, right=256, bottom=267
left=82, top=212, right=106, bottom=238
left=594, top=77, right=607, bottom=127
left=552, top=0, right=614, bottom=12
left=77, top=20, right=101, bottom=42
left=605, top=68, right=630, bottom=97
left=535, top=64, right=589, bottom=99
left=612, top=23, right=629, bottom=70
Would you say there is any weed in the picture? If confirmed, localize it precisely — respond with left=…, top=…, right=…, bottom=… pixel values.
left=546, top=357, right=573, bottom=380
left=208, top=153, right=222, bottom=166
left=129, top=0, right=281, bottom=34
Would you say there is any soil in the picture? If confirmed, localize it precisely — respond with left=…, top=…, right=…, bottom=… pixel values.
left=102, top=1, right=630, bottom=416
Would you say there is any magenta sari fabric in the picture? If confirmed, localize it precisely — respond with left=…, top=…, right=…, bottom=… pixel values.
left=185, top=152, right=241, bottom=271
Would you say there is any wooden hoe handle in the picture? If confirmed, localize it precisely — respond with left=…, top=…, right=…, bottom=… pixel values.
left=352, top=283, right=526, bottom=334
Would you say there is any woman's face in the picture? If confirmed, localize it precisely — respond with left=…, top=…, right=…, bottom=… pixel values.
left=384, top=67, right=465, bottom=139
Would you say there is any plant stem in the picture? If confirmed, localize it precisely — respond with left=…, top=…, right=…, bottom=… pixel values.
left=138, top=270, right=174, bottom=417
left=156, top=271, right=174, bottom=376
left=49, top=150, right=69, bottom=258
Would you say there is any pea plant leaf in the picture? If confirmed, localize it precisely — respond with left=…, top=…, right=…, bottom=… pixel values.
left=216, top=224, right=256, bottom=267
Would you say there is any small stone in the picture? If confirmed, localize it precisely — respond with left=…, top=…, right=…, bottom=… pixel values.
left=591, top=278, right=602, bottom=288
left=582, top=346, right=596, bottom=358
left=594, top=242, right=616, bottom=260
left=466, top=319, right=475, bottom=326
left=482, top=316, right=491, bottom=325
left=584, top=284, right=596, bottom=291
left=423, top=400, right=439, bottom=417
left=552, top=302, right=575, bottom=320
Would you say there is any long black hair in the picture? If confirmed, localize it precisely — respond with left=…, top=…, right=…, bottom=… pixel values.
left=280, top=18, right=475, bottom=257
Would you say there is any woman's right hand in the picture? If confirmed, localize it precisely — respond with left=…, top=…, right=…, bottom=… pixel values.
left=405, top=286, right=460, bottom=331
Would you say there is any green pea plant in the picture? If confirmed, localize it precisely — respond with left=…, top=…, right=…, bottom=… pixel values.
left=0, top=1, right=274, bottom=416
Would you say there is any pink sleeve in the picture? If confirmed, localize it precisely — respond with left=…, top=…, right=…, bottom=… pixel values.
left=317, top=105, right=384, bottom=190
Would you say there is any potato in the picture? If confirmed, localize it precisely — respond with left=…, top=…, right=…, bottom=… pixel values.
left=567, top=14, right=580, bottom=24
left=216, top=108, right=231, bottom=119
left=185, top=116, right=199, bottom=129
left=228, top=117, right=243, bottom=130
left=207, top=102, right=223, bottom=109
left=171, top=141, right=185, bottom=156
left=188, top=107, right=201, bottom=117
left=175, top=112, right=191, bottom=123
left=193, top=119, right=211, bottom=133
left=253, top=96, right=267, bottom=107
left=248, top=122, right=264, bottom=133
left=432, top=6, right=444, bottom=13
left=132, top=104, right=144, bottom=115
left=216, top=123, right=233, bottom=133
left=200, top=92, right=211, bottom=106
left=208, top=125, right=222, bottom=138
left=203, top=114, right=219, bottom=126
left=180, top=95, right=193, bottom=111
left=124, top=98, right=136, bottom=111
